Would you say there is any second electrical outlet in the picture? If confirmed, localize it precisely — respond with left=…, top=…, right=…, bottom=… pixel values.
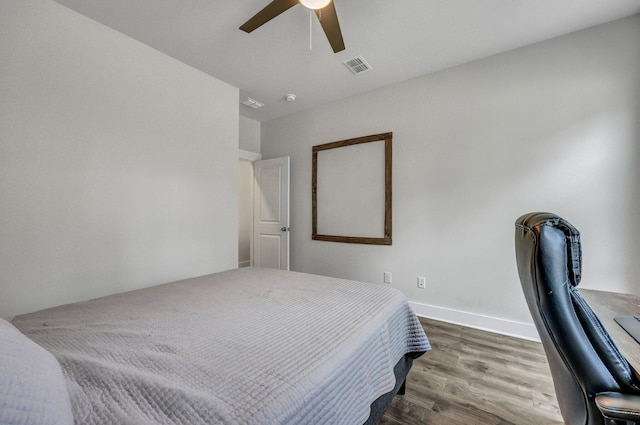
left=417, top=276, right=426, bottom=289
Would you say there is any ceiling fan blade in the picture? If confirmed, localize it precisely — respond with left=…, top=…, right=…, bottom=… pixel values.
left=314, top=1, right=345, bottom=53
left=240, top=0, right=300, bottom=33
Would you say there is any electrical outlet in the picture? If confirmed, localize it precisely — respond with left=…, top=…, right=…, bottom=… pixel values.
left=384, top=272, right=392, bottom=284
left=417, top=276, right=426, bottom=289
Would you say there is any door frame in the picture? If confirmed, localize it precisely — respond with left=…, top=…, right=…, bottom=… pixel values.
left=239, top=150, right=261, bottom=268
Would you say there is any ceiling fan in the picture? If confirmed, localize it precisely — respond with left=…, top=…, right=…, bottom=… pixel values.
left=240, top=0, right=346, bottom=53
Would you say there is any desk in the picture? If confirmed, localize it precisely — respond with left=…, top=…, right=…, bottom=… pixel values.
left=580, top=289, right=640, bottom=373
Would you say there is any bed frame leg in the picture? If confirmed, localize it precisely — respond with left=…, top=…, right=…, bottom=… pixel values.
left=398, top=379, right=407, bottom=395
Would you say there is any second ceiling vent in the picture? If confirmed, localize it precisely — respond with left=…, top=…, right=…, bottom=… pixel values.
left=343, top=56, right=372, bottom=75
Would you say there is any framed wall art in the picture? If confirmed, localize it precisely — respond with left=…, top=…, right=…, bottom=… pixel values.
left=312, top=132, right=392, bottom=245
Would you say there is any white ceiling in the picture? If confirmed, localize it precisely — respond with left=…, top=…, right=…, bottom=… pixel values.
left=52, top=0, right=640, bottom=122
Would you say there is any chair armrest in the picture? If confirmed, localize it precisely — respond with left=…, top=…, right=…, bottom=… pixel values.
left=596, top=392, right=640, bottom=423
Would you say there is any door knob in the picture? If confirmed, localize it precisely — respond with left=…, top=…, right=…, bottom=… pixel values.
left=281, top=227, right=290, bottom=232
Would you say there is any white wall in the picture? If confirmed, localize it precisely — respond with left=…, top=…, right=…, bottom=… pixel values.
left=0, top=0, right=239, bottom=319
left=261, top=15, right=640, bottom=339
left=239, top=116, right=261, bottom=154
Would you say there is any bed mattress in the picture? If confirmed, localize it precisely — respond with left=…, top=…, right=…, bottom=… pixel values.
left=12, top=267, right=430, bottom=425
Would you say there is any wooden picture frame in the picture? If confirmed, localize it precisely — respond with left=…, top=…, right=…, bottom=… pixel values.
left=312, top=132, right=392, bottom=245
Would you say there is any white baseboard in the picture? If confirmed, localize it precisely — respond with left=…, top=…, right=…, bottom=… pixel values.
left=238, top=260, right=251, bottom=268
left=408, top=300, right=540, bottom=342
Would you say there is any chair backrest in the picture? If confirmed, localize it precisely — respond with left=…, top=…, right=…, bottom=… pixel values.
left=514, top=212, right=640, bottom=425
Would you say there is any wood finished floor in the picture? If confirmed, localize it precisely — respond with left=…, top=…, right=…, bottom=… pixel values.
left=380, top=317, right=564, bottom=425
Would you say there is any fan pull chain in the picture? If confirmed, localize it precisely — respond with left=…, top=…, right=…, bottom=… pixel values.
left=309, top=9, right=322, bottom=51
left=309, top=9, right=312, bottom=51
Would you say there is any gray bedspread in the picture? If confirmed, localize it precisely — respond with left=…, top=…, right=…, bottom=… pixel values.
left=12, top=268, right=430, bottom=425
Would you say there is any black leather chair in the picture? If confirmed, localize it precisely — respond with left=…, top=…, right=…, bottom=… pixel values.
left=514, top=212, right=640, bottom=425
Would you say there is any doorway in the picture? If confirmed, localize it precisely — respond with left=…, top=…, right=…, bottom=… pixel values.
left=238, top=155, right=290, bottom=270
left=238, top=160, right=253, bottom=268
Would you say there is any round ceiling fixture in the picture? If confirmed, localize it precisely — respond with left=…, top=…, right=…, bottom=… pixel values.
left=299, top=0, right=331, bottom=10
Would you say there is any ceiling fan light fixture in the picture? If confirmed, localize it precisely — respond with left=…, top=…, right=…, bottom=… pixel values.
left=299, top=0, right=331, bottom=10
left=240, top=0, right=344, bottom=53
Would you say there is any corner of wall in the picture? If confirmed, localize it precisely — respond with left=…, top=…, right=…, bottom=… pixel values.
left=239, top=115, right=261, bottom=154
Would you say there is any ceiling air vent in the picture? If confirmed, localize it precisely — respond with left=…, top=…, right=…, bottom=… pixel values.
left=343, top=56, right=372, bottom=75
left=241, top=97, right=264, bottom=109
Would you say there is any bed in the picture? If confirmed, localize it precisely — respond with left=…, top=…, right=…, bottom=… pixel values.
left=2, top=267, right=430, bottom=425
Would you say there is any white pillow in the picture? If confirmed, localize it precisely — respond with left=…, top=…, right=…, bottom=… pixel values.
left=0, top=318, right=74, bottom=425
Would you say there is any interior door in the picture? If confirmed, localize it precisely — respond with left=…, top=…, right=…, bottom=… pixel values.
left=253, top=156, right=290, bottom=270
